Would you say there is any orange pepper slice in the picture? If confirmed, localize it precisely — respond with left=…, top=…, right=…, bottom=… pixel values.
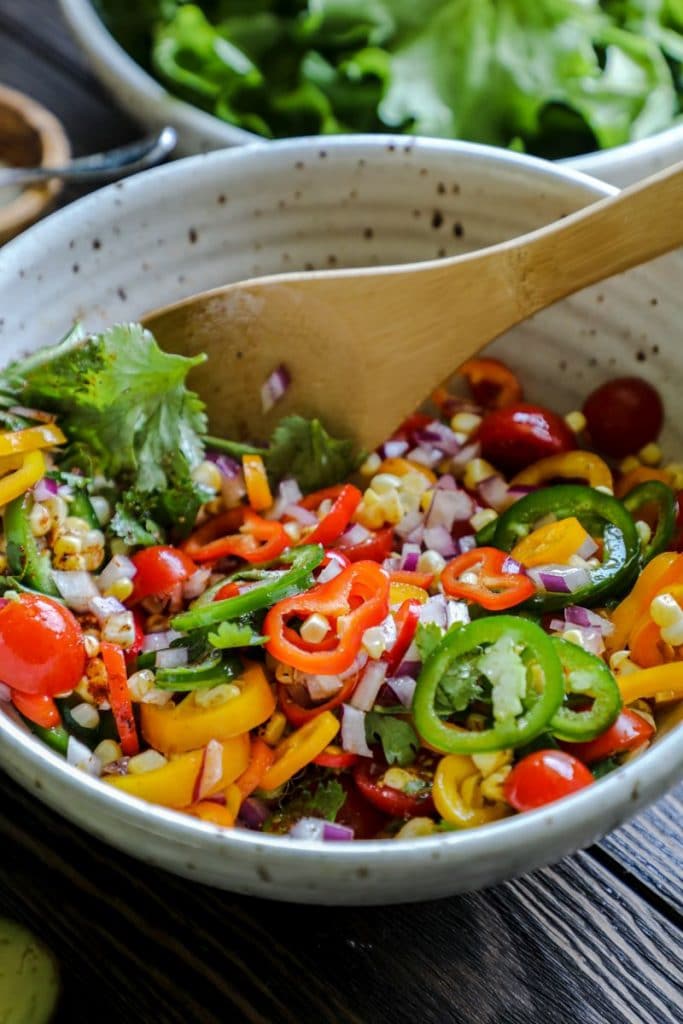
left=615, top=466, right=672, bottom=499
left=607, top=551, right=683, bottom=652
left=511, top=451, right=613, bottom=491
left=242, top=454, right=273, bottom=512
left=458, top=357, right=522, bottom=409
left=260, top=711, right=340, bottom=791
left=511, top=516, right=592, bottom=569
left=628, top=583, right=683, bottom=668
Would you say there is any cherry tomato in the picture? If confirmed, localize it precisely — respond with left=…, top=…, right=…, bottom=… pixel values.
left=129, top=545, right=196, bottom=604
left=336, top=526, right=394, bottom=563
left=353, top=754, right=436, bottom=819
left=562, top=709, right=654, bottom=765
left=477, top=403, right=575, bottom=473
left=335, top=777, right=388, bottom=839
left=503, top=750, right=593, bottom=812
left=0, top=594, right=85, bottom=696
left=583, top=377, right=663, bottom=459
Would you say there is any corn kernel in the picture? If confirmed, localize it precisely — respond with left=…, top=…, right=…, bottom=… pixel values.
left=636, top=520, right=652, bottom=547
left=417, top=549, right=446, bottom=576
left=371, top=473, right=402, bottom=495
left=394, top=817, right=436, bottom=839
left=274, top=662, right=295, bottom=684
left=638, top=443, right=662, bottom=467
left=463, top=458, right=497, bottom=492
left=362, top=626, right=387, bottom=659
left=562, top=628, right=586, bottom=647
left=102, top=611, right=136, bottom=649
left=192, top=460, right=223, bottom=492
left=263, top=711, right=287, bottom=745
left=104, top=577, right=134, bottom=602
left=382, top=767, right=414, bottom=791
left=317, top=499, right=334, bottom=519
left=127, top=669, right=156, bottom=702
left=360, top=453, right=382, bottom=477
left=609, top=650, right=638, bottom=675
left=44, top=495, right=68, bottom=525
left=472, top=749, right=512, bottom=777
left=141, top=687, right=173, bottom=706
left=64, top=516, right=91, bottom=535
left=420, top=490, right=435, bottom=514
left=400, top=471, right=431, bottom=497
left=619, top=456, right=641, bottom=474
left=75, top=677, right=97, bottom=705
left=300, top=612, right=331, bottom=645
left=70, top=702, right=100, bottom=730
left=283, top=521, right=302, bottom=542
left=90, top=495, right=111, bottom=526
left=480, top=766, right=511, bottom=803
left=650, top=593, right=683, bottom=645
left=450, top=411, right=482, bottom=436
left=665, top=462, right=683, bottom=489
left=2, top=590, right=19, bottom=602
left=594, top=485, right=613, bottom=496
left=564, top=410, right=587, bottom=434
left=459, top=571, right=479, bottom=586
left=93, top=739, right=122, bottom=765
left=380, top=490, right=404, bottom=525
left=29, top=502, right=51, bottom=537
left=54, top=534, right=82, bottom=557
left=470, top=508, right=498, bottom=532
left=128, top=750, right=168, bottom=774
left=194, top=683, right=241, bottom=708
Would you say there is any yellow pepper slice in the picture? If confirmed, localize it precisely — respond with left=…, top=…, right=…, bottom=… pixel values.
left=0, top=450, right=46, bottom=506
left=243, top=454, right=273, bottom=512
left=607, top=551, right=683, bottom=652
left=378, top=457, right=437, bottom=484
left=0, top=423, right=65, bottom=457
left=511, top=451, right=613, bottom=491
left=618, top=664, right=683, bottom=705
left=511, top=516, right=592, bottom=569
left=389, top=581, right=429, bottom=606
left=260, top=711, right=339, bottom=791
left=140, top=662, right=276, bottom=755
left=432, top=754, right=508, bottom=828
left=105, top=735, right=250, bottom=809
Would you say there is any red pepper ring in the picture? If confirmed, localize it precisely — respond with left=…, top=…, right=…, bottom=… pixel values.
left=301, top=483, right=363, bottom=547
left=264, top=560, right=390, bottom=675
left=278, top=673, right=359, bottom=727
left=441, top=547, right=535, bottom=611
left=383, top=599, right=421, bottom=677
left=185, top=508, right=288, bottom=564
left=336, top=525, right=394, bottom=563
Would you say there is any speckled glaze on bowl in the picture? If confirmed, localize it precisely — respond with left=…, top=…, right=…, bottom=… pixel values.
left=59, top=0, right=683, bottom=186
left=0, top=137, right=681, bottom=905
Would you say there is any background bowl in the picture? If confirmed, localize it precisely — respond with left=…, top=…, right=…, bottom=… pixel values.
left=0, top=136, right=681, bottom=905
left=59, top=0, right=683, bottom=186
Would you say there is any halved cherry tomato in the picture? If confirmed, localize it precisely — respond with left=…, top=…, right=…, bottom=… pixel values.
left=458, top=357, right=522, bottom=409
left=503, top=750, right=593, bottom=812
left=337, top=526, right=394, bottom=563
left=0, top=593, right=85, bottom=696
left=383, top=599, right=421, bottom=676
left=11, top=691, right=61, bottom=729
left=336, top=777, right=387, bottom=838
left=563, top=709, right=654, bottom=765
left=477, top=403, right=575, bottom=473
left=101, top=641, right=139, bottom=756
left=313, top=744, right=359, bottom=769
left=353, top=755, right=436, bottom=819
left=583, top=377, right=663, bottom=459
left=279, top=673, right=359, bottom=727
left=441, top=547, right=535, bottom=611
left=303, top=484, right=362, bottom=547
left=129, top=545, right=197, bottom=604
left=185, top=509, right=288, bottom=565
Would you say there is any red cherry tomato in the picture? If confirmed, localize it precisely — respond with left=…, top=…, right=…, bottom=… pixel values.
left=583, top=377, right=663, bottom=459
left=503, top=750, right=593, bottom=812
left=335, top=777, right=388, bottom=839
left=129, top=545, right=197, bottom=604
left=353, top=755, right=435, bottom=819
left=562, top=709, right=654, bottom=765
left=0, top=594, right=85, bottom=696
left=477, top=403, right=575, bottom=473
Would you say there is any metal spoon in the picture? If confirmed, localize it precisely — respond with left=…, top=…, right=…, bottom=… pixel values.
left=0, top=127, right=177, bottom=187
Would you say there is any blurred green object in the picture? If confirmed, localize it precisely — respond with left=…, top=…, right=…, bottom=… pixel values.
left=0, top=918, right=59, bottom=1024
left=95, top=0, right=683, bottom=158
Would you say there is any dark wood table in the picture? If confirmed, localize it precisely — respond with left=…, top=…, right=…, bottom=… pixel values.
left=1, top=4, right=682, bottom=1021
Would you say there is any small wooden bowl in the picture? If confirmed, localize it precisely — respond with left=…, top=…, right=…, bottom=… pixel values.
left=0, top=84, right=71, bottom=244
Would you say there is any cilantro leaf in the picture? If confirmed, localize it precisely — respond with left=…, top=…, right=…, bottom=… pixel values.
left=415, top=622, right=445, bottom=663
left=208, top=620, right=268, bottom=650
left=265, top=415, right=361, bottom=494
left=264, top=778, right=346, bottom=833
left=109, top=489, right=166, bottom=547
left=365, top=711, right=419, bottom=767
left=591, top=756, right=621, bottom=781
left=434, top=653, right=483, bottom=714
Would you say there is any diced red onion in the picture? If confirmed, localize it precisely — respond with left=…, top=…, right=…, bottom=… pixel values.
left=405, top=525, right=425, bottom=545
left=207, top=452, right=246, bottom=505
left=386, top=675, right=417, bottom=708
left=396, top=659, right=421, bottom=677
left=456, top=535, right=477, bottom=554
left=88, top=594, right=127, bottom=623
left=285, top=504, right=317, bottom=526
left=261, top=364, right=291, bottom=413
left=579, top=628, right=605, bottom=655
left=98, top=554, right=137, bottom=593
left=141, top=629, right=184, bottom=653
left=527, top=564, right=590, bottom=594
left=426, top=488, right=474, bottom=532
left=564, top=606, right=614, bottom=636
left=400, top=543, right=421, bottom=571
left=207, top=451, right=240, bottom=477
left=380, top=439, right=409, bottom=459
left=446, top=600, right=470, bottom=627
left=576, top=536, right=599, bottom=560
left=419, top=594, right=448, bottom=628
left=341, top=705, right=373, bottom=756
left=548, top=618, right=568, bottom=633
left=423, top=526, right=457, bottom=558
left=382, top=556, right=402, bottom=574
left=239, top=797, right=269, bottom=830
left=268, top=478, right=304, bottom=520
left=340, top=523, right=371, bottom=546
left=415, top=421, right=462, bottom=456
left=182, top=567, right=212, bottom=600
left=33, top=477, right=59, bottom=502
left=53, top=570, right=100, bottom=612
left=339, top=651, right=368, bottom=679
left=450, top=441, right=481, bottom=474
left=155, top=647, right=189, bottom=670
left=501, top=556, right=525, bottom=575
left=322, top=821, right=354, bottom=841
left=304, top=674, right=343, bottom=701
left=395, top=508, right=424, bottom=540
left=0, top=682, right=11, bottom=702
left=67, top=736, right=101, bottom=776
left=351, top=661, right=387, bottom=712
left=476, top=475, right=510, bottom=512
left=195, top=739, right=224, bottom=802
left=408, top=445, right=442, bottom=468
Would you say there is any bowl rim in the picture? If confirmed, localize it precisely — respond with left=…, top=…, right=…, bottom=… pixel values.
left=0, top=133, right=681, bottom=868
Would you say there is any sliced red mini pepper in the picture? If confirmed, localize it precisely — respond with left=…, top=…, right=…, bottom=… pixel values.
left=441, top=547, right=535, bottom=611
left=458, top=357, right=522, bottom=409
left=313, top=745, right=359, bottom=769
left=389, top=570, right=434, bottom=590
left=383, top=599, right=421, bottom=676
left=337, top=525, right=394, bottom=563
left=301, top=484, right=362, bottom=547
left=279, top=673, right=359, bottom=727
left=11, top=691, right=61, bottom=729
left=101, top=641, right=139, bottom=756
left=264, top=560, right=390, bottom=674
left=186, top=508, right=288, bottom=564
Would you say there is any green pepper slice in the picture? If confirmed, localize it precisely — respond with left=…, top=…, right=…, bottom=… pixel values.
left=492, top=485, right=640, bottom=612
left=155, top=652, right=242, bottom=691
left=4, top=494, right=59, bottom=597
left=412, top=616, right=564, bottom=754
left=549, top=638, right=622, bottom=742
left=622, top=480, right=675, bottom=565
left=474, top=518, right=498, bottom=547
left=24, top=719, right=69, bottom=757
left=172, top=544, right=324, bottom=633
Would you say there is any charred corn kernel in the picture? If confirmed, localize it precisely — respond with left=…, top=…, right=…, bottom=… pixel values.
left=82, top=529, right=106, bottom=570
left=64, top=516, right=91, bottom=535
left=450, top=411, right=482, bottom=435
left=29, top=502, right=51, bottom=537
left=54, top=534, right=82, bottom=557
left=102, top=611, right=136, bottom=649
left=283, top=521, right=302, bottom=542
left=300, top=613, right=330, bottom=645
left=70, top=702, right=100, bottom=730
left=382, top=767, right=415, bottom=791
left=44, top=494, right=68, bottom=525
left=394, top=817, right=436, bottom=839
left=371, top=473, right=403, bottom=494
left=417, top=549, right=446, bottom=575
left=194, top=682, right=241, bottom=708
left=639, top=443, right=662, bottom=466
left=463, top=458, right=497, bottom=492
left=93, top=739, right=122, bottom=765
left=564, top=410, right=587, bottom=434
left=104, top=577, right=134, bottom=602
left=665, top=462, right=683, bottom=489
left=128, top=749, right=168, bottom=774
left=262, top=711, right=287, bottom=745
left=75, top=677, right=97, bottom=705
left=274, top=662, right=295, bottom=684
left=362, top=626, right=387, bottom=659
left=90, top=495, right=111, bottom=525
left=127, top=669, right=156, bottom=702
left=636, top=520, right=652, bottom=547
left=470, top=508, right=498, bottom=532
left=650, top=593, right=683, bottom=645
left=192, top=459, right=223, bottom=493
left=619, top=456, right=641, bottom=475
left=360, top=453, right=382, bottom=476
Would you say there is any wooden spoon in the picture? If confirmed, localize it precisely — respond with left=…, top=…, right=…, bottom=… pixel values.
left=144, top=160, right=683, bottom=452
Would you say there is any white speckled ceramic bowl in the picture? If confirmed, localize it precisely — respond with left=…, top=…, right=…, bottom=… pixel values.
left=59, top=0, right=683, bottom=186
left=0, top=137, right=681, bottom=905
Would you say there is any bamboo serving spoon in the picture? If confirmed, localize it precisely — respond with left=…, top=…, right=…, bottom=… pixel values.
left=144, top=160, right=683, bottom=452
